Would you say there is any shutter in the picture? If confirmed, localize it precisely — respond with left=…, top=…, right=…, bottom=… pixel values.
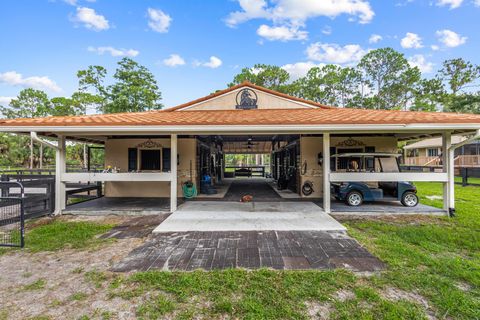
left=162, top=148, right=171, bottom=172
left=128, top=148, right=138, bottom=172
left=128, top=148, right=137, bottom=172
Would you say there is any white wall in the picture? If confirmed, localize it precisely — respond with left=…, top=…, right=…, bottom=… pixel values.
left=104, top=138, right=197, bottom=197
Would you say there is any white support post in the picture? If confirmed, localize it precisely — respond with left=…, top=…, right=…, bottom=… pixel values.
left=170, top=134, right=178, bottom=212
left=55, top=135, right=66, bottom=214
left=442, top=132, right=453, bottom=214
left=448, top=141, right=455, bottom=216
left=323, top=132, right=331, bottom=214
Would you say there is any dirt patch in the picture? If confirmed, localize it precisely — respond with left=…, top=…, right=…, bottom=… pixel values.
left=0, top=236, right=144, bottom=319
left=333, top=289, right=355, bottom=302
left=454, top=281, right=472, bottom=292
left=305, top=301, right=332, bottom=320
left=382, top=287, right=437, bottom=320
left=334, top=214, right=449, bottom=226
left=58, top=214, right=133, bottom=226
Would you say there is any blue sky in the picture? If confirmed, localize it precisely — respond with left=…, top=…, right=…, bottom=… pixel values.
left=0, top=0, right=479, bottom=111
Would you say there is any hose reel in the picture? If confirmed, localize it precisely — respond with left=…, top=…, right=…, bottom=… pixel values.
left=302, top=180, right=314, bottom=196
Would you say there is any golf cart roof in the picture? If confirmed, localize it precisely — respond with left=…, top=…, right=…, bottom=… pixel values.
left=331, top=152, right=402, bottom=158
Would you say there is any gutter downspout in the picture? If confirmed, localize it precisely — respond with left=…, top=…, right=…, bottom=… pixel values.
left=30, top=132, right=59, bottom=151
left=30, top=132, right=63, bottom=215
left=448, top=130, right=480, bottom=152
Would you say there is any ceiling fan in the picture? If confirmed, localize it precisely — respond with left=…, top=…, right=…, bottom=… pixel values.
left=243, top=140, right=259, bottom=146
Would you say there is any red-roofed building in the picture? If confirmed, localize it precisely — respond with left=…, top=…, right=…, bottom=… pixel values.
left=2, top=82, right=479, bottom=216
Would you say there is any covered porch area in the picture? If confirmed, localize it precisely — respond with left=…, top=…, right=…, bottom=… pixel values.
left=4, top=128, right=474, bottom=221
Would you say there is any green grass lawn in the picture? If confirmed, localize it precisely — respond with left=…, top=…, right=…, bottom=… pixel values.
left=0, top=220, right=114, bottom=255
left=1, top=184, right=479, bottom=319
left=454, top=175, right=480, bottom=185
left=105, top=183, right=480, bottom=320
left=343, top=182, right=480, bottom=319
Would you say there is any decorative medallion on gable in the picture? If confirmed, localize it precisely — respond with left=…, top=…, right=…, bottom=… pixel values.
left=235, top=88, right=258, bottom=109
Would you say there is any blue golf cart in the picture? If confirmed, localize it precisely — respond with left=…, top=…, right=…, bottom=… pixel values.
left=331, top=153, right=419, bottom=207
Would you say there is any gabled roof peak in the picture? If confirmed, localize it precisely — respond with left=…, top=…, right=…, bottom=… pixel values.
left=164, top=81, right=334, bottom=112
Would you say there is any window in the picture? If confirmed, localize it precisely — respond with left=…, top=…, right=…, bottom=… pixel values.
left=427, top=148, right=439, bottom=157
left=140, top=149, right=161, bottom=171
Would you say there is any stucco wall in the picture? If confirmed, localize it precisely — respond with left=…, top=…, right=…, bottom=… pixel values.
left=104, top=138, right=197, bottom=197
left=180, top=89, right=313, bottom=111
left=299, top=136, right=398, bottom=198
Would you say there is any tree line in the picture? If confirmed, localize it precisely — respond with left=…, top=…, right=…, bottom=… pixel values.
left=230, top=48, right=480, bottom=113
left=0, top=58, right=162, bottom=168
left=1, top=48, right=479, bottom=168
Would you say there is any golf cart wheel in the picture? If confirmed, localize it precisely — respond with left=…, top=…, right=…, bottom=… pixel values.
left=401, top=191, right=419, bottom=207
left=346, top=191, right=363, bottom=206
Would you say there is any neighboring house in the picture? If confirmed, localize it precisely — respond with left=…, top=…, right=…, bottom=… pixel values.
left=1, top=81, right=479, bottom=216
left=404, top=136, right=480, bottom=167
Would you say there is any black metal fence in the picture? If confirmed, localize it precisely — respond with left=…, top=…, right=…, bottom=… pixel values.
left=1, top=170, right=103, bottom=219
left=459, top=167, right=480, bottom=186
left=0, top=182, right=25, bottom=248
left=1, top=174, right=55, bottom=218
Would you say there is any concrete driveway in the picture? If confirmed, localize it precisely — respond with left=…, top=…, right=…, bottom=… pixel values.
left=153, top=201, right=346, bottom=233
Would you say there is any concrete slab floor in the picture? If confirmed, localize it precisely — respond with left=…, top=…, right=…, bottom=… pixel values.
left=153, top=201, right=346, bottom=233
left=64, top=197, right=180, bottom=215
left=329, top=200, right=446, bottom=216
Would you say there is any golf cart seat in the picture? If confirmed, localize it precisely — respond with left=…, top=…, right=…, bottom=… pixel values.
left=365, top=181, right=379, bottom=189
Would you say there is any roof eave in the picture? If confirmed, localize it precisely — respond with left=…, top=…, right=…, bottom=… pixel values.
left=2, top=123, right=479, bottom=134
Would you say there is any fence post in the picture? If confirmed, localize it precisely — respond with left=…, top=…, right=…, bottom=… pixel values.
left=462, top=168, right=468, bottom=187
left=1, top=175, right=9, bottom=197
left=96, top=181, right=103, bottom=197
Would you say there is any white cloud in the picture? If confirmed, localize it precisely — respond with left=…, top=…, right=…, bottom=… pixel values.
left=147, top=8, right=172, bottom=33
left=369, top=34, right=382, bottom=44
left=281, top=61, right=323, bottom=80
left=0, top=96, right=14, bottom=107
left=322, top=26, right=332, bottom=35
left=436, top=0, right=463, bottom=9
left=256, top=24, right=308, bottom=41
left=431, top=44, right=440, bottom=51
left=306, top=42, right=367, bottom=64
left=163, top=54, right=186, bottom=67
left=475, top=0, right=480, bottom=6
left=87, top=46, right=139, bottom=57
left=226, top=0, right=375, bottom=26
left=203, top=56, right=223, bottom=69
left=63, top=0, right=77, bottom=5
left=400, top=32, right=423, bottom=49
left=408, top=54, right=434, bottom=73
left=436, top=29, right=467, bottom=47
left=0, top=71, right=62, bottom=93
left=73, top=7, right=110, bottom=31
left=194, top=56, right=223, bottom=69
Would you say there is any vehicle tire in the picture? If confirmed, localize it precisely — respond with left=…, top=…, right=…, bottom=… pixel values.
left=346, top=191, right=363, bottom=206
left=401, top=191, right=419, bottom=207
